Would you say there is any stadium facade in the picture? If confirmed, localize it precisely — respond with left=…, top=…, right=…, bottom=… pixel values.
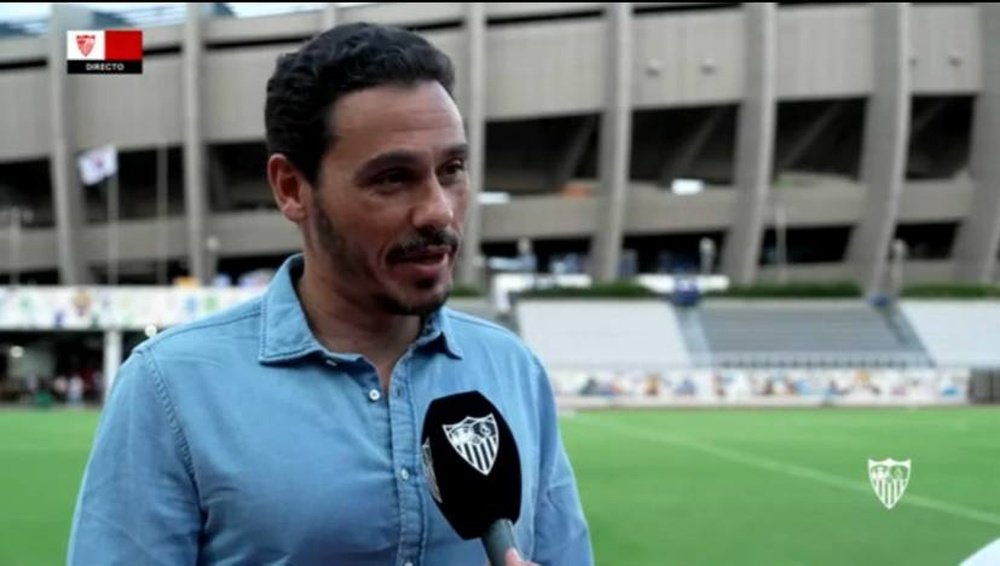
left=0, top=2, right=997, bottom=293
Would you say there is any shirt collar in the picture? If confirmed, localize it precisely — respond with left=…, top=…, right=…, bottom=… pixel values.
left=258, top=254, right=464, bottom=365
left=416, top=305, right=465, bottom=360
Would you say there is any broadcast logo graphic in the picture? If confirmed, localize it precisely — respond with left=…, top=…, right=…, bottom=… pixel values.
left=66, top=30, right=143, bottom=74
left=868, top=458, right=911, bottom=510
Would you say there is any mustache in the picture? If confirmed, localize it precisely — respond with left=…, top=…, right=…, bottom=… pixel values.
left=387, top=229, right=460, bottom=261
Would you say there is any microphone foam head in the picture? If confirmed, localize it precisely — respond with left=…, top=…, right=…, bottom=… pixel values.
left=420, top=391, right=522, bottom=540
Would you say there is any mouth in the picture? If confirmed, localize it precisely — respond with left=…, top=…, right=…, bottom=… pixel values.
left=390, top=245, right=454, bottom=265
left=394, top=245, right=451, bottom=263
left=387, top=245, right=455, bottom=281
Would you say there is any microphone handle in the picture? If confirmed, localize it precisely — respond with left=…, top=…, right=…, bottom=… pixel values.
left=482, top=518, right=519, bottom=566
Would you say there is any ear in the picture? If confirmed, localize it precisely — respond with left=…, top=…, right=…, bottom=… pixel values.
left=267, top=154, right=310, bottom=223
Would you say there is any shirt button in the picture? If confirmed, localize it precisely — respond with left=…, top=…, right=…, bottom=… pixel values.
left=399, top=468, right=410, bottom=481
left=394, top=387, right=404, bottom=398
left=368, top=389, right=381, bottom=402
left=403, top=562, right=414, bottom=566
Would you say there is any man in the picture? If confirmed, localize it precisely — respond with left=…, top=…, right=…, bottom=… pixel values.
left=68, top=22, right=592, bottom=566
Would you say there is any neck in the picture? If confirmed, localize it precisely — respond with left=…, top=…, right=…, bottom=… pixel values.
left=295, top=256, right=421, bottom=379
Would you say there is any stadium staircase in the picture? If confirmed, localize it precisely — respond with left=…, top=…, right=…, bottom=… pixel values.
left=690, top=300, right=932, bottom=368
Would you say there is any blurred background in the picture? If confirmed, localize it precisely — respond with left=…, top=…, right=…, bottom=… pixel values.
left=0, top=2, right=999, bottom=565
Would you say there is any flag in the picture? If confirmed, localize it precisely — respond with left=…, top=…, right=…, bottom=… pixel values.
left=66, top=30, right=143, bottom=75
left=77, top=146, right=118, bottom=186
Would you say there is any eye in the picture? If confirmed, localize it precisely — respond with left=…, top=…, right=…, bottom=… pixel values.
left=439, top=159, right=467, bottom=183
left=372, top=168, right=413, bottom=192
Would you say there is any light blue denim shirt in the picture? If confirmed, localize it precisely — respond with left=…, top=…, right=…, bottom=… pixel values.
left=68, top=254, right=592, bottom=566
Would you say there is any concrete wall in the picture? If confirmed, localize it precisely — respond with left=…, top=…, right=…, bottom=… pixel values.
left=0, top=3, right=991, bottom=285
left=1, top=4, right=983, bottom=160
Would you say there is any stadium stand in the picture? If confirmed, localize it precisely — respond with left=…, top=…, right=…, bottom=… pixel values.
left=695, top=300, right=932, bottom=368
left=515, top=299, right=691, bottom=371
left=503, top=297, right=1000, bottom=373
left=901, top=301, right=1000, bottom=369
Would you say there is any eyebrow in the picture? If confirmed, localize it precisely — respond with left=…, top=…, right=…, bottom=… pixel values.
left=442, top=142, right=469, bottom=160
left=353, top=143, right=470, bottom=184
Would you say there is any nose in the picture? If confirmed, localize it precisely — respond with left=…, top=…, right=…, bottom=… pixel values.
left=412, top=179, right=455, bottom=231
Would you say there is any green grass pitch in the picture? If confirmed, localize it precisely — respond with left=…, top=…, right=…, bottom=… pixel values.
left=2, top=408, right=999, bottom=565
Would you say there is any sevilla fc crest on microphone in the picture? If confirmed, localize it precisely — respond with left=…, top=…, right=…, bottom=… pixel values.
left=444, top=414, right=500, bottom=476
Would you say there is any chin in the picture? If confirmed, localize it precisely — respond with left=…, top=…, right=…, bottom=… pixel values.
left=378, top=281, right=451, bottom=317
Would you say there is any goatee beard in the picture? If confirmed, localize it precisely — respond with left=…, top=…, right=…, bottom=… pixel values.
left=374, top=281, right=451, bottom=317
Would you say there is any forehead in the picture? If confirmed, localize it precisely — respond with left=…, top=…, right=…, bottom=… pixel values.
left=327, top=81, right=465, bottom=162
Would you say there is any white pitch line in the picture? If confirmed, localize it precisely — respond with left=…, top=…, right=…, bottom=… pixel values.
left=572, top=416, right=1000, bottom=527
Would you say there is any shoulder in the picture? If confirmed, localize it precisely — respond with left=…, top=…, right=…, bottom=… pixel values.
left=443, top=307, right=530, bottom=352
left=442, top=307, right=547, bottom=379
left=444, top=306, right=514, bottom=337
left=135, top=295, right=263, bottom=361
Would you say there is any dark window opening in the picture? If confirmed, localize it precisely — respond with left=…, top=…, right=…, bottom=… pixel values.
left=893, top=223, right=958, bottom=261
left=83, top=146, right=184, bottom=223
left=631, top=106, right=737, bottom=187
left=209, top=142, right=272, bottom=213
left=0, top=269, right=59, bottom=285
left=906, top=96, right=973, bottom=180
left=488, top=238, right=593, bottom=274
left=486, top=114, right=599, bottom=195
left=773, top=99, right=866, bottom=180
left=0, top=158, right=55, bottom=228
left=624, top=232, right=727, bottom=274
left=758, top=226, right=852, bottom=265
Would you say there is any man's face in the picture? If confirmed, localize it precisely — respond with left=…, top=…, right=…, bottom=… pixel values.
left=306, top=81, right=469, bottom=317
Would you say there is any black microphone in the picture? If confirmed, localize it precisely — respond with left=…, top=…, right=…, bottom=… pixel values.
left=420, top=391, right=522, bottom=566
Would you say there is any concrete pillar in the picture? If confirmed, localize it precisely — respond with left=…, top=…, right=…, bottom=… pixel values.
left=48, top=6, right=93, bottom=285
left=954, top=4, right=1000, bottom=283
left=102, top=329, right=123, bottom=401
left=321, top=3, right=338, bottom=30
left=846, top=3, right=911, bottom=295
left=183, top=4, right=210, bottom=283
left=590, top=2, right=633, bottom=282
left=720, top=3, right=777, bottom=285
left=457, top=2, right=486, bottom=286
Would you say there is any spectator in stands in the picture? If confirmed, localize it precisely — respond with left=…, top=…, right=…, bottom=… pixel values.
left=644, top=374, right=661, bottom=397
left=712, top=374, right=726, bottom=399
left=33, top=376, right=52, bottom=408
left=89, top=370, right=103, bottom=402
left=67, top=375, right=84, bottom=406
left=676, top=376, right=697, bottom=397
left=68, top=22, right=590, bottom=566
left=52, top=375, right=68, bottom=401
left=24, top=372, right=38, bottom=402
left=580, top=376, right=601, bottom=396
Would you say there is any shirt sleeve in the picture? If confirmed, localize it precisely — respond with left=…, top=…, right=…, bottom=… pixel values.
left=68, top=347, right=202, bottom=566
left=529, top=356, right=594, bottom=566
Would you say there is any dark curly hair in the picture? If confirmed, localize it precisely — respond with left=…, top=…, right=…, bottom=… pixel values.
left=264, top=22, right=455, bottom=185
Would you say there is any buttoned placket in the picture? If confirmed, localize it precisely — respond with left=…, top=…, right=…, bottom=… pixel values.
left=326, top=354, right=410, bottom=562
left=388, top=348, right=425, bottom=566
